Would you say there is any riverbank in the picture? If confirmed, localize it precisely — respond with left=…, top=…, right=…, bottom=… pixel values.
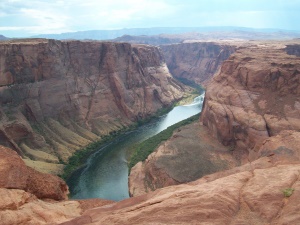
left=67, top=92, right=204, bottom=200
left=128, top=113, right=200, bottom=173
left=61, top=90, right=201, bottom=180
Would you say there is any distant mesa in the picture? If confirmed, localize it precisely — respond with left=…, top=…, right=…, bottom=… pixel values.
left=30, top=27, right=300, bottom=42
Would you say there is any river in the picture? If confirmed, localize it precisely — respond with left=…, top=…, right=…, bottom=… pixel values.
left=68, top=93, right=205, bottom=201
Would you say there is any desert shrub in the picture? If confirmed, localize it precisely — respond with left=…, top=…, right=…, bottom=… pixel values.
left=283, top=188, right=294, bottom=197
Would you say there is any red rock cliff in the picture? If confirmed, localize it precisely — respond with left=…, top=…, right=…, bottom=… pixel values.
left=161, top=42, right=236, bottom=86
left=0, top=39, right=184, bottom=173
left=201, top=43, right=300, bottom=162
left=129, top=41, right=300, bottom=197
left=63, top=41, right=300, bottom=225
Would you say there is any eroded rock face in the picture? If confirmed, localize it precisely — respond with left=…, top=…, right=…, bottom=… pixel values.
left=129, top=122, right=238, bottom=197
left=201, top=43, right=300, bottom=160
left=0, top=145, right=68, bottom=200
left=0, top=145, right=114, bottom=225
left=2, top=131, right=300, bottom=225
left=0, top=188, right=115, bottom=225
left=128, top=41, right=300, bottom=198
left=161, top=42, right=236, bottom=86
left=62, top=132, right=300, bottom=225
left=0, top=39, right=184, bottom=173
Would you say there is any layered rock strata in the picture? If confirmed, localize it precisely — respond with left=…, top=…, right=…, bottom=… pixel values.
left=129, top=41, right=300, bottom=196
left=201, top=43, right=300, bottom=162
left=161, top=42, right=236, bottom=86
left=0, top=39, right=184, bottom=173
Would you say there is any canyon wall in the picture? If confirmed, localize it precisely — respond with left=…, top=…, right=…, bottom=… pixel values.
left=129, top=122, right=238, bottom=197
left=0, top=39, right=184, bottom=173
left=129, top=41, right=300, bottom=196
left=201, top=43, right=300, bottom=162
left=1, top=39, right=300, bottom=225
left=160, top=42, right=236, bottom=86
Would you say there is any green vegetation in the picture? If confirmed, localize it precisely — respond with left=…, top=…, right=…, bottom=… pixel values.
left=61, top=89, right=203, bottom=180
left=128, top=113, right=200, bottom=173
left=61, top=104, right=178, bottom=180
left=283, top=188, right=294, bottom=197
left=61, top=127, right=128, bottom=180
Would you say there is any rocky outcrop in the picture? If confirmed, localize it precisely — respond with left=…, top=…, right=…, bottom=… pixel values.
left=2, top=131, right=300, bottom=225
left=0, top=145, right=114, bottom=225
left=0, top=145, right=68, bottom=200
left=201, top=43, right=300, bottom=162
left=0, top=39, right=184, bottom=173
left=62, top=131, right=300, bottom=225
left=129, top=122, right=238, bottom=197
left=129, top=41, right=300, bottom=196
left=161, top=42, right=236, bottom=86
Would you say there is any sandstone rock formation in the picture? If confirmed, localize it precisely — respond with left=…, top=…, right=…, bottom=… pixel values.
left=201, top=42, right=300, bottom=162
left=0, top=145, right=68, bottom=200
left=0, top=145, right=114, bottom=225
left=161, top=42, right=236, bottom=86
left=2, top=131, right=300, bottom=225
left=2, top=40, right=300, bottom=224
left=0, top=39, right=184, bottom=173
left=62, top=131, right=300, bottom=225
left=129, top=122, right=238, bottom=197
left=129, top=41, right=300, bottom=197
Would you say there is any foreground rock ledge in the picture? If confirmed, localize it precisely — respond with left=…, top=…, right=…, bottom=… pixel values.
left=1, top=131, right=300, bottom=224
left=0, top=145, right=114, bottom=225
left=60, top=130, right=300, bottom=225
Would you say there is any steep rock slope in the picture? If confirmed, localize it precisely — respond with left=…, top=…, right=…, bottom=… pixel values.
left=63, top=131, right=300, bottom=225
left=129, top=41, right=300, bottom=196
left=129, top=121, right=238, bottom=197
left=201, top=43, right=300, bottom=162
left=0, top=39, right=184, bottom=173
left=161, top=42, right=236, bottom=86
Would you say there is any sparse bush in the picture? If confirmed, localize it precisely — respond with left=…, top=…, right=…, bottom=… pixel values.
left=283, top=188, right=294, bottom=197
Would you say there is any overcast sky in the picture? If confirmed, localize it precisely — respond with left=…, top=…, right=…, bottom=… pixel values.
left=1, top=0, right=299, bottom=37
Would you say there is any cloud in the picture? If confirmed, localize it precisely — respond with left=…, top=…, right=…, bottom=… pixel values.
left=0, top=0, right=72, bottom=35
left=0, top=0, right=299, bottom=37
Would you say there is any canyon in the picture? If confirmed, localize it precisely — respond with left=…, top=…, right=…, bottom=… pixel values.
left=0, top=39, right=184, bottom=174
left=0, top=38, right=300, bottom=224
left=129, top=40, right=300, bottom=198
left=160, top=42, right=236, bottom=86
